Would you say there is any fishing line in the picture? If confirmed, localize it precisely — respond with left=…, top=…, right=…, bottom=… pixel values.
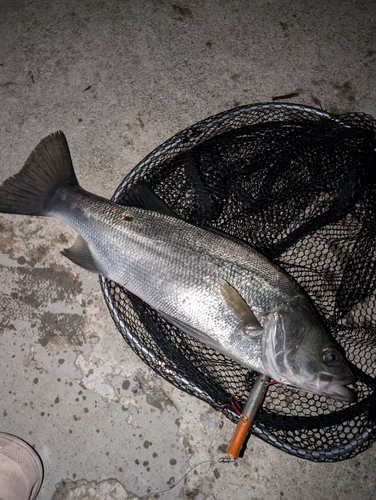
left=138, top=456, right=235, bottom=499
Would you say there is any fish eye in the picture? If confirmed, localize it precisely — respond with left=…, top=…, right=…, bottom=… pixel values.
left=323, top=349, right=342, bottom=365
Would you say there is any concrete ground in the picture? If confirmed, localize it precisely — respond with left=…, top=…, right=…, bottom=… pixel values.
left=1, top=1, right=375, bottom=499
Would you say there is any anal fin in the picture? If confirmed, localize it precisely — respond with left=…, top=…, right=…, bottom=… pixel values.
left=61, top=235, right=106, bottom=275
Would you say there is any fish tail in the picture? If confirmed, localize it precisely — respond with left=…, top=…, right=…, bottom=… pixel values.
left=0, top=131, right=78, bottom=216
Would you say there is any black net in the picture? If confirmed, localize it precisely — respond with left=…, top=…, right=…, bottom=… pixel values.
left=100, top=103, right=376, bottom=461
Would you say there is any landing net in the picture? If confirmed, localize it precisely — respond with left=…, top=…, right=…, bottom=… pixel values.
left=100, top=103, right=376, bottom=461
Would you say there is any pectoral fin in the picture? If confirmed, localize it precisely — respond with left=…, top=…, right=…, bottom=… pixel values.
left=219, top=279, right=263, bottom=335
left=61, top=235, right=106, bottom=275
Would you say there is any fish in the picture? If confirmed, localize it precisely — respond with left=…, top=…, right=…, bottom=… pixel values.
left=0, top=131, right=356, bottom=402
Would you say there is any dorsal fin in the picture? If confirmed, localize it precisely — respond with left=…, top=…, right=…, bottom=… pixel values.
left=121, top=183, right=179, bottom=217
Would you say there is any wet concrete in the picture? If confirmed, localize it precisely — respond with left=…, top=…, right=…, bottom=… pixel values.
left=1, top=1, right=376, bottom=499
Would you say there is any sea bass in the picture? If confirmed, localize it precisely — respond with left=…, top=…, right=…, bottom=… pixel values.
left=0, top=132, right=356, bottom=402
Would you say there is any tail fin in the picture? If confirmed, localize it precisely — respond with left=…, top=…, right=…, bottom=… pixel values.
left=0, top=131, right=78, bottom=216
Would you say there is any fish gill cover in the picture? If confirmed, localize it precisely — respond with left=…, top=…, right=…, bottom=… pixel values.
left=100, top=103, right=376, bottom=461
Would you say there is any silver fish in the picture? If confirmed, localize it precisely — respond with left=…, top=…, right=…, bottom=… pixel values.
left=0, top=132, right=356, bottom=402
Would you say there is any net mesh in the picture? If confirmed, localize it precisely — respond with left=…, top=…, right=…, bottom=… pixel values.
left=99, top=103, right=376, bottom=461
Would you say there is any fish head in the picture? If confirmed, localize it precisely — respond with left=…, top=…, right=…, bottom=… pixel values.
left=263, top=302, right=356, bottom=403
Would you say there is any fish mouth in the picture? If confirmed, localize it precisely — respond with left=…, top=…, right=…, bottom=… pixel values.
left=324, top=383, right=356, bottom=403
left=317, top=373, right=356, bottom=403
